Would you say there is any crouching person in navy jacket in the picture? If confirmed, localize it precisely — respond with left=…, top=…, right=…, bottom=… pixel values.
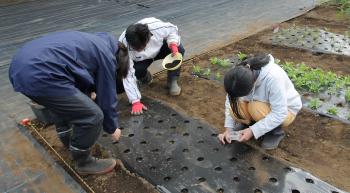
left=9, top=31, right=129, bottom=175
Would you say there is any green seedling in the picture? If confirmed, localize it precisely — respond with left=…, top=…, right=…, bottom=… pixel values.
left=327, top=106, right=338, bottom=115
left=308, top=98, right=322, bottom=110
left=192, top=65, right=202, bottom=75
left=210, top=57, right=220, bottom=65
left=202, top=68, right=211, bottom=78
left=237, top=52, right=247, bottom=61
left=345, top=89, right=350, bottom=102
left=215, top=72, right=222, bottom=80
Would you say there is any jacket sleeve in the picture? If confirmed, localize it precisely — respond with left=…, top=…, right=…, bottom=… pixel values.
left=123, top=58, right=141, bottom=103
left=224, top=95, right=235, bottom=129
left=95, top=55, right=119, bottom=134
left=250, top=77, right=288, bottom=139
left=156, top=20, right=181, bottom=46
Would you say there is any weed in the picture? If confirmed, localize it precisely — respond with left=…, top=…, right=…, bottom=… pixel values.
left=202, top=68, right=211, bottom=78
left=327, top=106, right=338, bottom=115
left=215, top=72, right=222, bottom=80
left=237, top=52, right=247, bottom=61
left=210, top=57, right=220, bottom=65
left=345, top=89, right=350, bottom=102
left=309, top=98, right=322, bottom=110
left=210, top=57, right=231, bottom=68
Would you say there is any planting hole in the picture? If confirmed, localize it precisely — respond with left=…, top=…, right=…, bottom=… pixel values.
left=197, top=157, right=204, bottom=161
left=332, top=191, right=339, bottom=193
left=181, top=166, right=188, bottom=171
left=113, top=141, right=119, bottom=144
left=183, top=133, right=189, bottom=136
left=198, top=140, right=204, bottom=144
left=197, top=126, right=203, bottom=129
left=166, top=157, right=172, bottom=162
left=198, top=177, right=206, bottom=182
left=292, top=190, right=300, bottom=193
left=128, top=133, right=134, bottom=137
left=133, top=120, right=138, bottom=123
left=213, top=148, right=219, bottom=152
left=214, top=166, right=222, bottom=172
left=119, top=127, right=124, bottom=130
left=170, top=126, right=176, bottom=129
left=254, top=189, right=262, bottom=193
left=169, top=140, right=175, bottom=144
left=184, top=120, right=190, bottom=123
left=182, top=148, right=189, bottom=153
left=102, top=134, right=108, bottom=137
left=163, top=176, right=171, bottom=182
left=305, top=178, right=314, bottom=184
left=181, top=189, right=188, bottom=193
left=143, top=126, right=149, bottom=130
left=150, top=166, right=156, bottom=171
left=151, top=148, right=159, bottom=153
left=140, top=140, right=147, bottom=145
left=249, top=167, right=256, bottom=171
left=158, top=120, right=163, bottom=123
left=136, top=157, right=143, bottom=162
left=171, top=113, right=177, bottom=116
left=262, top=156, right=270, bottom=161
left=155, top=133, right=162, bottom=136
left=284, top=167, right=293, bottom=172
left=233, top=176, right=240, bottom=182
left=217, top=188, right=224, bottom=193
left=123, top=149, right=130, bottom=153
left=269, top=177, right=277, bottom=183
left=211, top=133, right=218, bottom=137
left=230, top=157, right=237, bottom=162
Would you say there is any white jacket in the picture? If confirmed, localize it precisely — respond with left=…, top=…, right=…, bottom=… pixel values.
left=119, top=17, right=181, bottom=103
left=224, top=55, right=302, bottom=139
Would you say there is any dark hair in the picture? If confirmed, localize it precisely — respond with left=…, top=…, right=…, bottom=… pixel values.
left=224, top=53, right=270, bottom=119
left=125, top=23, right=151, bottom=51
left=116, top=41, right=129, bottom=79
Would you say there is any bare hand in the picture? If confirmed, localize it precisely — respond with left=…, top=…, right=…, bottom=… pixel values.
left=111, top=128, right=121, bottom=142
left=218, top=129, right=232, bottom=144
left=90, top=92, right=96, bottom=100
left=238, top=128, right=253, bottom=142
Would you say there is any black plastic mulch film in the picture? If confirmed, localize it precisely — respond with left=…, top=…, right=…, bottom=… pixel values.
left=98, top=98, right=346, bottom=193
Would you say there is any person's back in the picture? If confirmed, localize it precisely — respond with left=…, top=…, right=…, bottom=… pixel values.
left=10, top=31, right=117, bottom=97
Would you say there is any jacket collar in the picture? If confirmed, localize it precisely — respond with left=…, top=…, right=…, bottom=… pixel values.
left=254, top=54, right=275, bottom=87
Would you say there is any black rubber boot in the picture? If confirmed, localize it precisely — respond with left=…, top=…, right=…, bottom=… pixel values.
left=139, top=71, right=153, bottom=85
left=70, top=147, right=117, bottom=175
left=261, top=126, right=285, bottom=150
left=56, top=126, right=72, bottom=148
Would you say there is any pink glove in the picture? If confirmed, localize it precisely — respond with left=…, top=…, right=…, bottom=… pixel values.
left=131, top=101, right=148, bottom=115
left=169, top=43, right=178, bottom=56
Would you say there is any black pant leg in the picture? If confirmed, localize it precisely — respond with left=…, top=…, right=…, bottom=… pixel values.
left=133, top=59, right=153, bottom=79
left=28, top=90, right=103, bottom=150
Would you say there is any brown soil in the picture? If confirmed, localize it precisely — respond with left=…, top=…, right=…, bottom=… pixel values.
left=143, top=5, right=350, bottom=192
left=27, top=4, right=350, bottom=193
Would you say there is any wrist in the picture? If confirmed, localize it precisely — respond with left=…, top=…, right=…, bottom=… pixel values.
left=132, top=100, right=140, bottom=104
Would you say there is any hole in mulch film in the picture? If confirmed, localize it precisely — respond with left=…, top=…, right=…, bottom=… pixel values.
left=171, top=113, right=177, bottom=116
left=198, top=140, right=204, bottom=144
left=217, top=188, right=224, bottom=193
left=151, top=148, right=159, bottom=153
left=305, top=178, right=314, bottom=184
left=254, top=189, right=262, bottom=193
left=214, top=167, right=222, bottom=172
left=113, top=141, right=119, bottom=144
left=169, top=140, right=175, bottom=144
left=292, top=190, right=300, bottom=193
left=158, top=120, right=163, bottom=123
left=128, top=133, right=134, bottom=137
left=332, top=191, right=339, bottom=193
left=183, top=133, right=189, bottom=136
left=233, top=176, right=240, bottom=182
left=181, top=166, right=188, bottom=171
left=249, top=167, right=256, bottom=171
left=197, top=126, right=203, bottom=129
left=140, top=140, right=147, bottom=145
left=284, top=167, right=293, bottom=172
left=184, top=120, right=190, bottom=123
left=136, top=157, right=143, bottom=162
left=213, top=148, right=219, bottom=152
left=182, top=148, right=189, bottom=153
left=198, top=177, right=206, bottom=182
left=155, top=133, right=162, bottom=136
left=181, top=188, right=188, bottom=193
left=150, top=166, right=156, bottom=171
left=166, top=157, right=172, bottom=162
left=262, top=156, right=270, bottom=161
left=123, top=149, right=130, bottom=153
left=163, top=176, right=171, bottom=182
left=143, top=126, right=149, bottom=129
left=211, top=133, right=218, bottom=137
left=133, top=120, right=138, bottom=123
left=119, top=127, right=124, bottom=130
left=102, top=133, right=108, bottom=137
left=197, top=157, right=204, bottom=161
left=269, top=177, right=278, bottom=183
left=230, top=157, right=237, bottom=162
left=170, top=126, right=176, bottom=129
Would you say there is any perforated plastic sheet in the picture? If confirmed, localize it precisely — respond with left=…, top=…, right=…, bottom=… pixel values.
left=98, top=97, right=346, bottom=193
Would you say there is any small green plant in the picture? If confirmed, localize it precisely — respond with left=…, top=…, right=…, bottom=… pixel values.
left=345, top=89, right=350, bottom=102
left=192, top=65, right=202, bottom=75
left=309, top=98, right=322, bottom=110
left=202, top=68, right=211, bottom=78
left=327, top=106, right=338, bottom=115
left=210, top=57, right=220, bottom=65
left=335, top=0, right=350, bottom=15
left=215, top=72, right=221, bottom=80
left=237, top=52, right=247, bottom=61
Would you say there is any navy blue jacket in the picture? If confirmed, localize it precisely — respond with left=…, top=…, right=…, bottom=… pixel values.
left=9, top=31, right=119, bottom=134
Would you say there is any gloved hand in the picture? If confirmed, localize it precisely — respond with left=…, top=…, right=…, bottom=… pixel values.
left=131, top=101, right=148, bottom=115
left=169, top=43, right=178, bottom=56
